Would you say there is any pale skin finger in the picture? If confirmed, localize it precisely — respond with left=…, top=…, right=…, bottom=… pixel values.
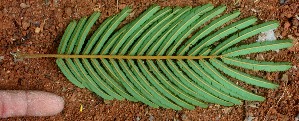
left=0, top=90, right=64, bottom=118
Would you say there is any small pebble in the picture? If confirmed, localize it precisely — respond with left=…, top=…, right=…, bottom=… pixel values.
left=65, top=7, right=72, bottom=17
left=281, top=30, right=288, bottom=37
left=35, top=27, right=41, bottom=34
left=295, top=113, right=299, bottom=121
left=222, top=107, right=233, bottom=114
left=256, top=54, right=265, bottom=61
left=257, top=30, right=276, bottom=42
left=247, top=102, right=260, bottom=108
left=103, top=100, right=111, bottom=104
left=149, top=114, right=154, bottom=121
left=244, top=115, right=255, bottom=121
left=118, top=4, right=126, bottom=9
left=0, top=56, right=4, bottom=62
left=251, top=8, right=258, bottom=13
left=284, top=22, right=291, bottom=29
left=293, top=18, right=299, bottom=27
left=181, top=114, right=187, bottom=120
left=286, top=13, right=293, bottom=18
left=280, top=0, right=290, bottom=4
left=20, top=3, right=30, bottom=8
left=22, top=21, right=30, bottom=30
left=281, top=74, right=288, bottom=82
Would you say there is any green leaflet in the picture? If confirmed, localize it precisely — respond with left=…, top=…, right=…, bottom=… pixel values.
left=199, top=48, right=211, bottom=56
left=100, top=28, right=126, bottom=55
left=90, top=7, right=132, bottom=55
left=167, top=60, right=232, bottom=106
left=196, top=59, right=265, bottom=101
left=90, top=59, right=137, bottom=102
left=222, top=39, right=293, bottom=57
left=146, top=60, right=197, bottom=109
left=69, top=58, right=114, bottom=100
left=65, top=17, right=87, bottom=54
left=82, top=16, right=114, bottom=54
left=128, top=7, right=181, bottom=55
left=157, top=60, right=210, bottom=102
left=209, top=59, right=279, bottom=89
left=137, top=60, right=183, bottom=110
left=110, top=5, right=160, bottom=55
left=127, top=60, right=179, bottom=109
left=74, top=12, right=101, bottom=54
left=188, top=16, right=257, bottom=56
left=57, top=21, right=77, bottom=54
left=178, top=61, right=241, bottom=104
left=179, top=6, right=237, bottom=56
left=165, top=4, right=214, bottom=55
left=211, top=21, right=279, bottom=55
left=54, top=4, right=292, bottom=110
left=73, top=58, right=115, bottom=99
left=81, top=58, right=124, bottom=100
left=158, top=4, right=216, bottom=55
left=118, top=59, right=167, bottom=108
left=56, top=59, right=84, bottom=88
left=110, top=59, right=159, bottom=108
left=222, top=57, right=291, bottom=72
left=176, top=60, right=243, bottom=104
left=146, top=7, right=192, bottom=55
left=64, top=58, right=89, bottom=89
left=119, top=7, right=172, bottom=55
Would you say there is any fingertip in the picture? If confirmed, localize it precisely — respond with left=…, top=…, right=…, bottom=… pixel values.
left=26, top=91, right=65, bottom=117
left=0, top=90, right=65, bottom=118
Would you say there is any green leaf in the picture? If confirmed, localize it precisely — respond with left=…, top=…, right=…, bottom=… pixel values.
left=146, top=7, right=192, bottom=55
left=110, top=59, right=159, bottom=108
left=56, top=59, right=84, bottom=88
left=128, top=7, right=182, bottom=55
left=82, top=16, right=114, bottom=54
left=90, top=7, right=132, bottom=54
left=187, top=16, right=257, bottom=56
left=222, top=39, right=293, bottom=57
left=176, top=60, right=242, bottom=104
left=90, top=59, right=137, bottom=101
left=160, top=4, right=215, bottom=55
left=74, top=12, right=101, bottom=54
left=65, top=17, right=87, bottom=54
left=118, top=59, right=167, bottom=108
left=165, top=4, right=214, bottom=56
left=195, top=59, right=265, bottom=101
left=146, top=60, right=197, bottom=109
left=211, top=21, right=279, bottom=55
left=68, top=58, right=114, bottom=100
left=52, top=5, right=292, bottom=110
left=222, top=57, right=291, bottom=72
left=81, top=59, right=124, bottom=100
left=110, top=5, right=160, bottom=55
left=179, top=6, right=242, bottom=56
left=209, top=59, right=279, bottom=89
left=119, top=7, right=172, bottom=55
left=156, top=60, right=221, bottom=106
left=57, top=21, right=77, bottom=54
left=127, top=60, right=179, bottom=109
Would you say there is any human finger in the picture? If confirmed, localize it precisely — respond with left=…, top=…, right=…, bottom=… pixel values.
left=0, top=90, right=64, bottom=118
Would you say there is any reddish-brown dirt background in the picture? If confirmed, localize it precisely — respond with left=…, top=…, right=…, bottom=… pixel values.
left=0, top=0, right=298, bottom=120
